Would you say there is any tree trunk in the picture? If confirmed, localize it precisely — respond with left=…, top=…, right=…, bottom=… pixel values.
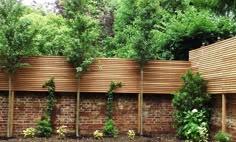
left=7, top=74, right=12, bottom=137
left=76, top=78, right=80, bottom=137
left=140, top=67, right=143, bottom=135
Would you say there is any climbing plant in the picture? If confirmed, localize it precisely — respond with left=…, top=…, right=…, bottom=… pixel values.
left=37, top=77, right=55, bottom=137
left=106, top=81, right=122, bottom=119
left=103, top=81, right=122, bottom=137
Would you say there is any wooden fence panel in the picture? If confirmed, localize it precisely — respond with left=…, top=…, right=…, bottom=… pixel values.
left=0, top=57, right=191, bottom=94
left=189, top=37, right=236, bottom=94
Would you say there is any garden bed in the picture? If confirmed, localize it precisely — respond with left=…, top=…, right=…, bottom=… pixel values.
left=0, top=134, right=184, bottom=142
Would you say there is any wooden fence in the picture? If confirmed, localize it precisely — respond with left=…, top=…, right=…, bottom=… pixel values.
left=0, top=57, right=191, bottom=94
left=189, top=37, right=236, bottom=94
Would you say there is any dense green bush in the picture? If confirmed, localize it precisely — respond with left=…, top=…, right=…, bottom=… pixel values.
left=37, top=115, right=52, bottom=137
left=103, top=119, right=118, bottom=137
left=172, top=70, right=211, bottom=141
left=214, top=131, right=231, bottom=142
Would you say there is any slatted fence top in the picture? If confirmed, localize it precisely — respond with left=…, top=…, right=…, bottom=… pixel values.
left=0, top=56, right=190, bottom=94
left=189, top=37, right=236, bottom=94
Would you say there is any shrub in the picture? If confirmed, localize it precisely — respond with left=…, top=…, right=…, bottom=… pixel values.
left=127, top=130, right=135, bottom=140
left=182, top=109, right=208, bottom=141
left=214, top=131, right=231, bottom=142
left=23, top=127, right=36, bottom=138
left=56, top=125, right=67, bottom=138
left=93, top=130, right=103, bottom=140
left=103, top=119, right=118, bottom=137
left=37, top=115, right=52, bottom=137
left=172, top=70, right=211, bottom=141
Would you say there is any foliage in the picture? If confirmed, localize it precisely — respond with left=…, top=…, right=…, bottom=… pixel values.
left=93, top=130, right=104, bottom=140
left=56, top=125, right=67, bottom=138
left=22, top=12, right=71, bottom=56
left=152, top=5, right=236, bottom=60
left=182, top=109, right=208, bottom=142
left=61, top=0, right=101, bottom=77
left=0, top=0, right=35, bottom=75
left=127, top=130, right=135, bottom=140
left=103, top=81, right=121, bottom=137
left=23, top=127, right=36, bottom=138
left=106, top=81, right=122, bottom=119
left=102, top=0, right=236, bottom=60
left=172, top=70, right=211, bottom=141
left=103, top=119, right=118, bottom=137
left=37, top=116, right=52, bottom=138
left=37, top=78, right=55, bottom=137
left=214, top=131, right=232, bottom=142
left=42, top=77, right=56, bottom=115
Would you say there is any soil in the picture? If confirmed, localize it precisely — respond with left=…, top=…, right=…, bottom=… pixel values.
left=0, top=134, right=184, bottom=142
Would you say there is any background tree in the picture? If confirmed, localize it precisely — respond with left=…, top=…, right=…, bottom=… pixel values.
left=151, top=0, right=236, bottom=60
left=0, top=0, right=35, bottom=137
left=102, top=0, right=236, bottom=60
left=22, top=12, right=71, bottom=56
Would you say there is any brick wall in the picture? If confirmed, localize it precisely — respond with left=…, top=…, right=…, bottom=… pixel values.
left=211, top=94, right=236, bottom=141
left=143, top=95, right=175, bottom=134
left=0, top=92, right=175, bottom=137
left=0, top=92, right=7, bottom=136
left=2, top=92, right=236, bottom=139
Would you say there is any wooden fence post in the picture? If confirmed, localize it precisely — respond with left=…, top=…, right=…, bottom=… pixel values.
left=138, top=93, right=141, bottom=133
left=222, top=94, right=226, bottom=132
left=10, top=91, right=14, bottom=136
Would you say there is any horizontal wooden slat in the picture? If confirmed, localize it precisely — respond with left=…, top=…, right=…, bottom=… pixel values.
left=189, top=36, right=236, bottom=94
left=0, top=57, right=191, bottom=94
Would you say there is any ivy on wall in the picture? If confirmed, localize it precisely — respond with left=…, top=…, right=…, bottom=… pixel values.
left=37, top=77, right=56, bottom=137
left=103, top=81, right=122, bottom=137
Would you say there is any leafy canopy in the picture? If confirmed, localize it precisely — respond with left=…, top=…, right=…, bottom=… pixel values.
left=0, top=0, right=35, bottom=74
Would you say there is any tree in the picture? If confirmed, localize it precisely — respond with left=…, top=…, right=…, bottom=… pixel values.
left=111, top=0, right=165, bottom=134
left=151, top=1, right=236, bottom=60
left=22, top=12, right=71, bottom=56
left=61, top=0, right=101, bottom=137
left=0, top=0, right=35, bottom=137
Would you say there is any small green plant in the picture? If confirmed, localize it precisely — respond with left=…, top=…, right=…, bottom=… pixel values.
left=127, top=130, right=135, bottom=140
left=93, top=130, right=104, bottom=140
left=37, top=115, right=52, bottom=137
left=182, top=109, right=208, bottom=142
left=214, top=131, right=231, bottom=142
left=103, top=119, right=118, bottom=137
left=23, top=127, right=36, bottom=138
left=56, top=125, right=67, bottom=138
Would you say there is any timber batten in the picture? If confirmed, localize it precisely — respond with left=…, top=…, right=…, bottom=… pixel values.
left=0, top=57, right=190, bottom=94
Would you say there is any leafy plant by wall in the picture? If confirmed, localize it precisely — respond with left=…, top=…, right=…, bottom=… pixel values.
left=172, top=70, right=211, bottom=141
left=214, top=131, right=232, bottom=142
left=103, top=81, right=122, bottom=137
left=37, top=77, right=55, bottom=137
left=106, top=81, right=122, bottom=119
